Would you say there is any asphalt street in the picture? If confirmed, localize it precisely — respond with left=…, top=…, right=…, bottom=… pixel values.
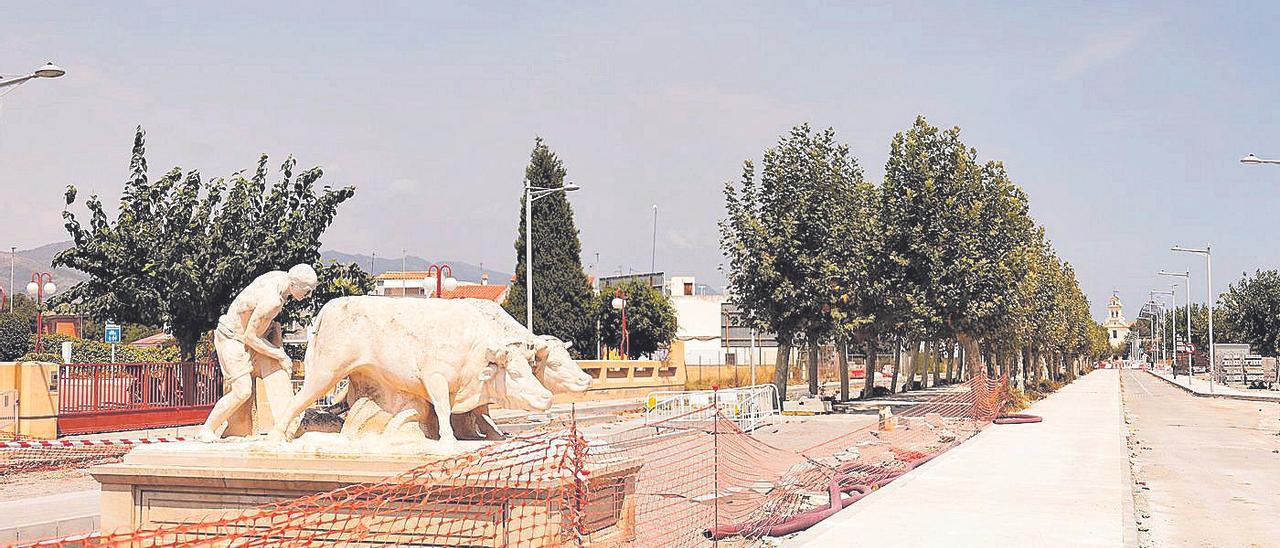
left=1122, top=370, right=1280, bottom=547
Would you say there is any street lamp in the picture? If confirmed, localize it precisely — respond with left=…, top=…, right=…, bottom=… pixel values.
left=425, top=264, right=457, bottom=298
left=1138, top=312, right=1158, bottom=367
left=523, top=182, right=581, bottom=331
left=0, top=62, right=66, bottom=90
left=611, top=288, right=629, bottom=360
left=1171, top=245, right=1215, bottom=394
left=1152, top=289, right=1175, bottom=367
left=25, top=272, right=55, bottom=353
left=1240, top=154, right=1280, bottom=165
left=1158, top=270, right=1192, bottom=379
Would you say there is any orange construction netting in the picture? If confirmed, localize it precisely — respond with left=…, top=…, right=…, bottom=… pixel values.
left=17, top=375, right=1005, bottom=547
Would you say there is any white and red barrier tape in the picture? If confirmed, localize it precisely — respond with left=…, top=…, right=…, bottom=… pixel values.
left=0, top=436, right=185, bottom=449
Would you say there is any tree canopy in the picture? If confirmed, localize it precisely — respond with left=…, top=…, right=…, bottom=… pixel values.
left=597, top=279, right=677, bottom=359
left=53, top=127, right=358, bottom=359
left=722, top=116, right=1103, bottom=397
left=502, top=138, right=596, bottom=357
left=721, top=124, right=866, bottom=397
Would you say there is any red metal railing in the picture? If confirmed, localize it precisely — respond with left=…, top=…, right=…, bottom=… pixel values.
left=57, top=362, right=223, bottom=435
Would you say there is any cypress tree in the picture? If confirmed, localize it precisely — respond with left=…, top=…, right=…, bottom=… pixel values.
left=503, top=138, right=596, bottom=357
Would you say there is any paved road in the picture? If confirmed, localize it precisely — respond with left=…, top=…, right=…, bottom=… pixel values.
left=1122, top=370, right=1280, bottom=547
left=0, top=490, right=99, bottom=543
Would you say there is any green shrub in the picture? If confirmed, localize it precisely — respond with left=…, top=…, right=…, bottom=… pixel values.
left=0, top=314, right=32, bottom=361
left=16, top=352, right=61, bottom=363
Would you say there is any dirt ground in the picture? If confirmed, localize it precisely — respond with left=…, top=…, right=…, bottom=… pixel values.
left=1121, top=370, right=1280, bottom=547
left=0, top=467, right=100, bottom=502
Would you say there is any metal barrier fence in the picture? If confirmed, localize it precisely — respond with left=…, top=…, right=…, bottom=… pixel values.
left=57, top=362, right=223, bottom=436
left=291, top=378, right=348, bottom=407
left=645, top=384, right=780, bottom=432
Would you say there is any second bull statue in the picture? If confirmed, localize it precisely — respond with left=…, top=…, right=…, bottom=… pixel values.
left=270, top=296, right=592, bottom=450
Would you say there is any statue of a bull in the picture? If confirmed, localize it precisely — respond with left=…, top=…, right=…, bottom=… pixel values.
left=270, top=296, right=553, bottom=450
left=455, top=299, right=592, bottom=439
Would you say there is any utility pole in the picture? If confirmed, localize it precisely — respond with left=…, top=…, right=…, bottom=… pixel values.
left=650, top=205, right=658, bottom=273
left=8, top=246, right=14, bottom=313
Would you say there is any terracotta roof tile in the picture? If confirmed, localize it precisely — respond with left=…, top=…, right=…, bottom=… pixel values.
left=441, top=284, right=509, bottom=302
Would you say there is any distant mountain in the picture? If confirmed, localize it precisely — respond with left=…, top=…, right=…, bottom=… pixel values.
left=319, top=250, right=512, bottom=285
left=3, top=241, right=88, bottom=292
left=2, top=241, right=511, bottom=295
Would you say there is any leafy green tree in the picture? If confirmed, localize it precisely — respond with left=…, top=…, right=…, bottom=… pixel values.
left=1218, top=269, right=1280, bottom=356
left=880, top=116, right=1031, bottom=379
left=53, top=127, right=356, bottom=360
left=828, top=173, right=890, bottom=400
left=502, top=138, right=596, bottom=357
left=281, top=260, right=375, bottom=326
left=0, top=314, right=32, bottom=360
left=596, top=280, right=677, bottom=359
left=721, top=124, right=864, bottom=399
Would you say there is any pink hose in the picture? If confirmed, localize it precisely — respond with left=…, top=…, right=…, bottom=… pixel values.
left=994, top=413, right=1043, bottom=424
left=704, top=455, right=936, bottom=540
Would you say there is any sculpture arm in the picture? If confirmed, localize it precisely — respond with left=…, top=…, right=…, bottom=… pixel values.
left=242, top=300, right=291, bottom=362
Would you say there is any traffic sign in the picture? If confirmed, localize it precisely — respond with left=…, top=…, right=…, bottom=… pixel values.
left=104, top=323, right=122, bottom=344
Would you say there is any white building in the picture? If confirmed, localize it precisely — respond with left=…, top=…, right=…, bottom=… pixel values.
left=665, top=275, right=777, bottom=366
left=1101, top=295, right=1132, bottom=350
left=374, top=271, right=509, bottom=302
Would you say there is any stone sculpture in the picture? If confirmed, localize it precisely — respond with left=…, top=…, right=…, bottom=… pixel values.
left=271, top=296, right=554, bottom=451
left=454, top=299, right=593, bottom=439
left=196, top=265, right=318, bottom=443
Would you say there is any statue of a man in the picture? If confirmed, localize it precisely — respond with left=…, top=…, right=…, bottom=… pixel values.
left=196, top=264, right=319, bottom=442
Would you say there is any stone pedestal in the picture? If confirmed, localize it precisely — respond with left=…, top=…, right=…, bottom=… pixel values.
left=91, top=437, right=641, bottom=546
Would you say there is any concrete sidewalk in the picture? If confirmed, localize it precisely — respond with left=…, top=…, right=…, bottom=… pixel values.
left=790, top=369, right=1133, bottom=547
left=1147, top=370, right=1280, bottom=402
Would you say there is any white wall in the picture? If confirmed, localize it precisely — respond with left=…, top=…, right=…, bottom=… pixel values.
left=670, top=294, right=722, bottom=363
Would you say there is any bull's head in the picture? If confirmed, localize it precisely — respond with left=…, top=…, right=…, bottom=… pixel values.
left=529, top=336, right=592, bottom=394
left=483, top=342, right=553, bottom=411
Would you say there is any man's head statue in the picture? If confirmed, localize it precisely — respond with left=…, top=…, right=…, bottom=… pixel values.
left=286, top=264, right=319, bottom=301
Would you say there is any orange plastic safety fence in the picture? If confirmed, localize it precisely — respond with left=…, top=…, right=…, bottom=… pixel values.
left=26, top=375, right=1009, bottom=547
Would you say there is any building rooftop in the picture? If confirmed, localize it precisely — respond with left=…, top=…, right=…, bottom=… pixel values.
left=441, top=284, right=509, bottom=303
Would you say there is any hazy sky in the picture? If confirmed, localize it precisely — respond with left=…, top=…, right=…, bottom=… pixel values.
left=2, top=2, right=1279, bottom=319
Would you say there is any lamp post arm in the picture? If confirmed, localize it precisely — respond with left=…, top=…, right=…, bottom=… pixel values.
left=0, top=74, right=37, bottom=90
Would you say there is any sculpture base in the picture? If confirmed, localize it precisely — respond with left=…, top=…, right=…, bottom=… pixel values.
left=92, top=437, right=641, bottom=546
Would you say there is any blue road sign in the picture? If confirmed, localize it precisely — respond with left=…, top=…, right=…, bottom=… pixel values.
left=104, top=323, right=122, bottom=344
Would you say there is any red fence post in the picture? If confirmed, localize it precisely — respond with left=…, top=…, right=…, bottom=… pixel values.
left=92, top=365, right=99, bottom=413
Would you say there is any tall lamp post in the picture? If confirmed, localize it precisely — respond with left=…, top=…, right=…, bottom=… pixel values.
left=611, top=288, right=629, bottom=360
left=425, top=264, right=458, bottom=298
left=1172, top=245, right=1214, bottom=394
left=1152, top=289, right=1175, bottom=367
left=1139, top=313, right=1157, bottom=366
left=1158, top=271, right=1191, bottom=378
left=0, top=63, right=66, bottom=90
left=25, top=273, right=55, bottom=353
left=522, top=182, right=581, bottom=330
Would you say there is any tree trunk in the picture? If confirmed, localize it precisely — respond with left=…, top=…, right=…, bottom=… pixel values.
left=862, top=338, right=878, bottom=400
left=946, top=342, right=956, bottom=384
left=919, top=342, right=931, bottom=389
left=807, top=338, right=820, bottom=396
left=178, top=334, right=199, bottom=363
left=838, top=338, right=850, bottom=401
left=890, top=339, right=902, bottom=394
left=773, top=341, right=792, bottom=402
left=1021, top=347, right=1032, bottom=390
left=904, top=343, right=921, bottom=392
left=957, top=333, right=981, bottom=380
